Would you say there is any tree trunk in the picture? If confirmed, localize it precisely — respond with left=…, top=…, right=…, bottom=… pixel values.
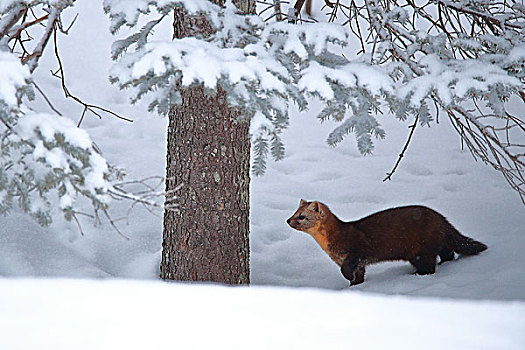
left=160, top=0, right=253, bottom=284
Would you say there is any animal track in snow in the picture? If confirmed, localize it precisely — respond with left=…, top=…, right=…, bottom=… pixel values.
left=404, top=164, right=433, bottom=176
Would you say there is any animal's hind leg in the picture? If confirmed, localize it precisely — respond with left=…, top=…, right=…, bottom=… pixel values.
left=351, top=263, right=365, bottom=286
left=341, top=255, right=365, bottom=285
left=410, top=254, right=437, bottom=275
left=439, top=247, right=454, bottom=264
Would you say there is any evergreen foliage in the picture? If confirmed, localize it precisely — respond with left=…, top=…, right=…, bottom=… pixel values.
left=105, top=0, right=524, bottom=201
left=0, top=1, right=120, bottom=225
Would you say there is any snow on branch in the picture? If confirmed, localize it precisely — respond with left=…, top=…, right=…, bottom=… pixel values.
left=0, top=1, right=174, bottom=229
left=103, top=0, right=220, bottom=33
left=107, top=0, right=396, bottom=172
left=0, top=57, right=114, bottom=226
left=259, top=0, right=525, bottom=203
left=107, top=0, right=525, bottom=202
left=0, top=51, right=28, bottom=106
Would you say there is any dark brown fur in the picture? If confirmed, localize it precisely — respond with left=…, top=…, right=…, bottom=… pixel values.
left=287, top=199, right=487, bottom=285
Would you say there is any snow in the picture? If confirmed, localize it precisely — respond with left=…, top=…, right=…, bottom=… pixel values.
left=508, top=45, right=525, bottom=62
left=0, top=51, right=29, bottom=107
left=249, top=111, right=272, bottom=140
left=1, top=279, right=524, bottom=350
left=32, top=140, right=71, bottom=169
left=267, top=21, right=349, bottom=58
left=400, top=54, right=522, bottom=107
left=0, top=0, right=29, bottom=12
left=113, top=36, right=290, bottom=92
left=16, top=110, right=93, bottom=149
left=299, top=61, right=393, bottom=100
left=14, top=111, right=112, bottom=207
left=103, top=0, right=218, bottom=32
left=1, top=0, right=524, bottom=348
left=298, top=61, right=335, bottom=99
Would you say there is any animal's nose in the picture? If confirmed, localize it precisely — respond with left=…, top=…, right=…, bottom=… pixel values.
left=286, top=218, right=291, bottom=224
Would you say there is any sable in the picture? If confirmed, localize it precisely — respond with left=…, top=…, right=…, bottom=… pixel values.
left=287, top=199, right=487, bottom=286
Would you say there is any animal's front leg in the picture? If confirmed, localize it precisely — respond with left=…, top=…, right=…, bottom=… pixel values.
left=341, top=254, right=365, bottom=286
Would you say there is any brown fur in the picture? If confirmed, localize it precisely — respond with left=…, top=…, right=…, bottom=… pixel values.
left=287, top=199, right=487, bottom=285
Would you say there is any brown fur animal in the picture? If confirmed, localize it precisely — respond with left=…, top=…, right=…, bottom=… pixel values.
left=287, top=199, right=487, bottom=285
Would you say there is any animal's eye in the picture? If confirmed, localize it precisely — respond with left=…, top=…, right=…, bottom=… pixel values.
left=298, top=215, right=306, bottom=220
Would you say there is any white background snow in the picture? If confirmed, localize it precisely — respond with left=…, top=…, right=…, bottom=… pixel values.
left=0, top=1, right=524, bottom=349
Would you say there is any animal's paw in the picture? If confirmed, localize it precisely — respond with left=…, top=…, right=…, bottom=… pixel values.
left=349, top=278, right=364, bottom=286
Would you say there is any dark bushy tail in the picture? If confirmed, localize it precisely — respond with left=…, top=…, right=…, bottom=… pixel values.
left=445, top=224, right=488, bottom=256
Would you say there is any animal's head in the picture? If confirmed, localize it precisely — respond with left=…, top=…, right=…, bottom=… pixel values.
left=287, top=199, right=328, bottom=233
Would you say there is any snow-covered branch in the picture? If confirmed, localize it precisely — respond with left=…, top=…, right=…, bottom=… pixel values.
left=261, top=0, right=525, bottom=202
left=106, top=0, right=525, bottom=202
left=0, top=1, right=174, bottom=228
left=0, top=52, right=114, bottom=224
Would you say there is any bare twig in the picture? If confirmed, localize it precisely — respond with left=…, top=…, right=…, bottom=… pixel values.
left=106, top=177, right=180, bottom=228
left=383, top=112, right=419, bottom=181
left=71, top=212, right=85, bottom=236
left=57, top=13, right=79, bottom=34
left=102, top=207, right=130, bottom=240
left=51, top=28, right=133, bottom=126
left=8, top=14, right=49, bottom=41
left=31, top=81, right=63, bottom=116
left=435, top=0, right=524, bottom=30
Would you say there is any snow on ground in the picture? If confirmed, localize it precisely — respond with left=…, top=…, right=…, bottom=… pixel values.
left=0, top=1, right=524, bottom=348
left=1, top=279, right=524, bottom=350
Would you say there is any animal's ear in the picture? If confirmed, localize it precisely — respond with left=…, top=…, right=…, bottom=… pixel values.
left=318, top=203, right=327, bottom=217
left=308, top=201, right=319, bottom=212
left=300, top=199, right=308, bottom=207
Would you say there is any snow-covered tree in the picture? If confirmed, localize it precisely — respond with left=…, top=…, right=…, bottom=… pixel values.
left=105, top=0, right=525, bottom=204
left=0, top=0, right=119, bottom=226
left=0, top=0, right=169, bottom=230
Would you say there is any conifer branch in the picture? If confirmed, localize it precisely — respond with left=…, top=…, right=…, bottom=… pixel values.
left=107, top=0, right=524, bottom=203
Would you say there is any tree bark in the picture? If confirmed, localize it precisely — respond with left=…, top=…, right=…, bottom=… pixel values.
left=160, top=0, right=253, bottom=284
